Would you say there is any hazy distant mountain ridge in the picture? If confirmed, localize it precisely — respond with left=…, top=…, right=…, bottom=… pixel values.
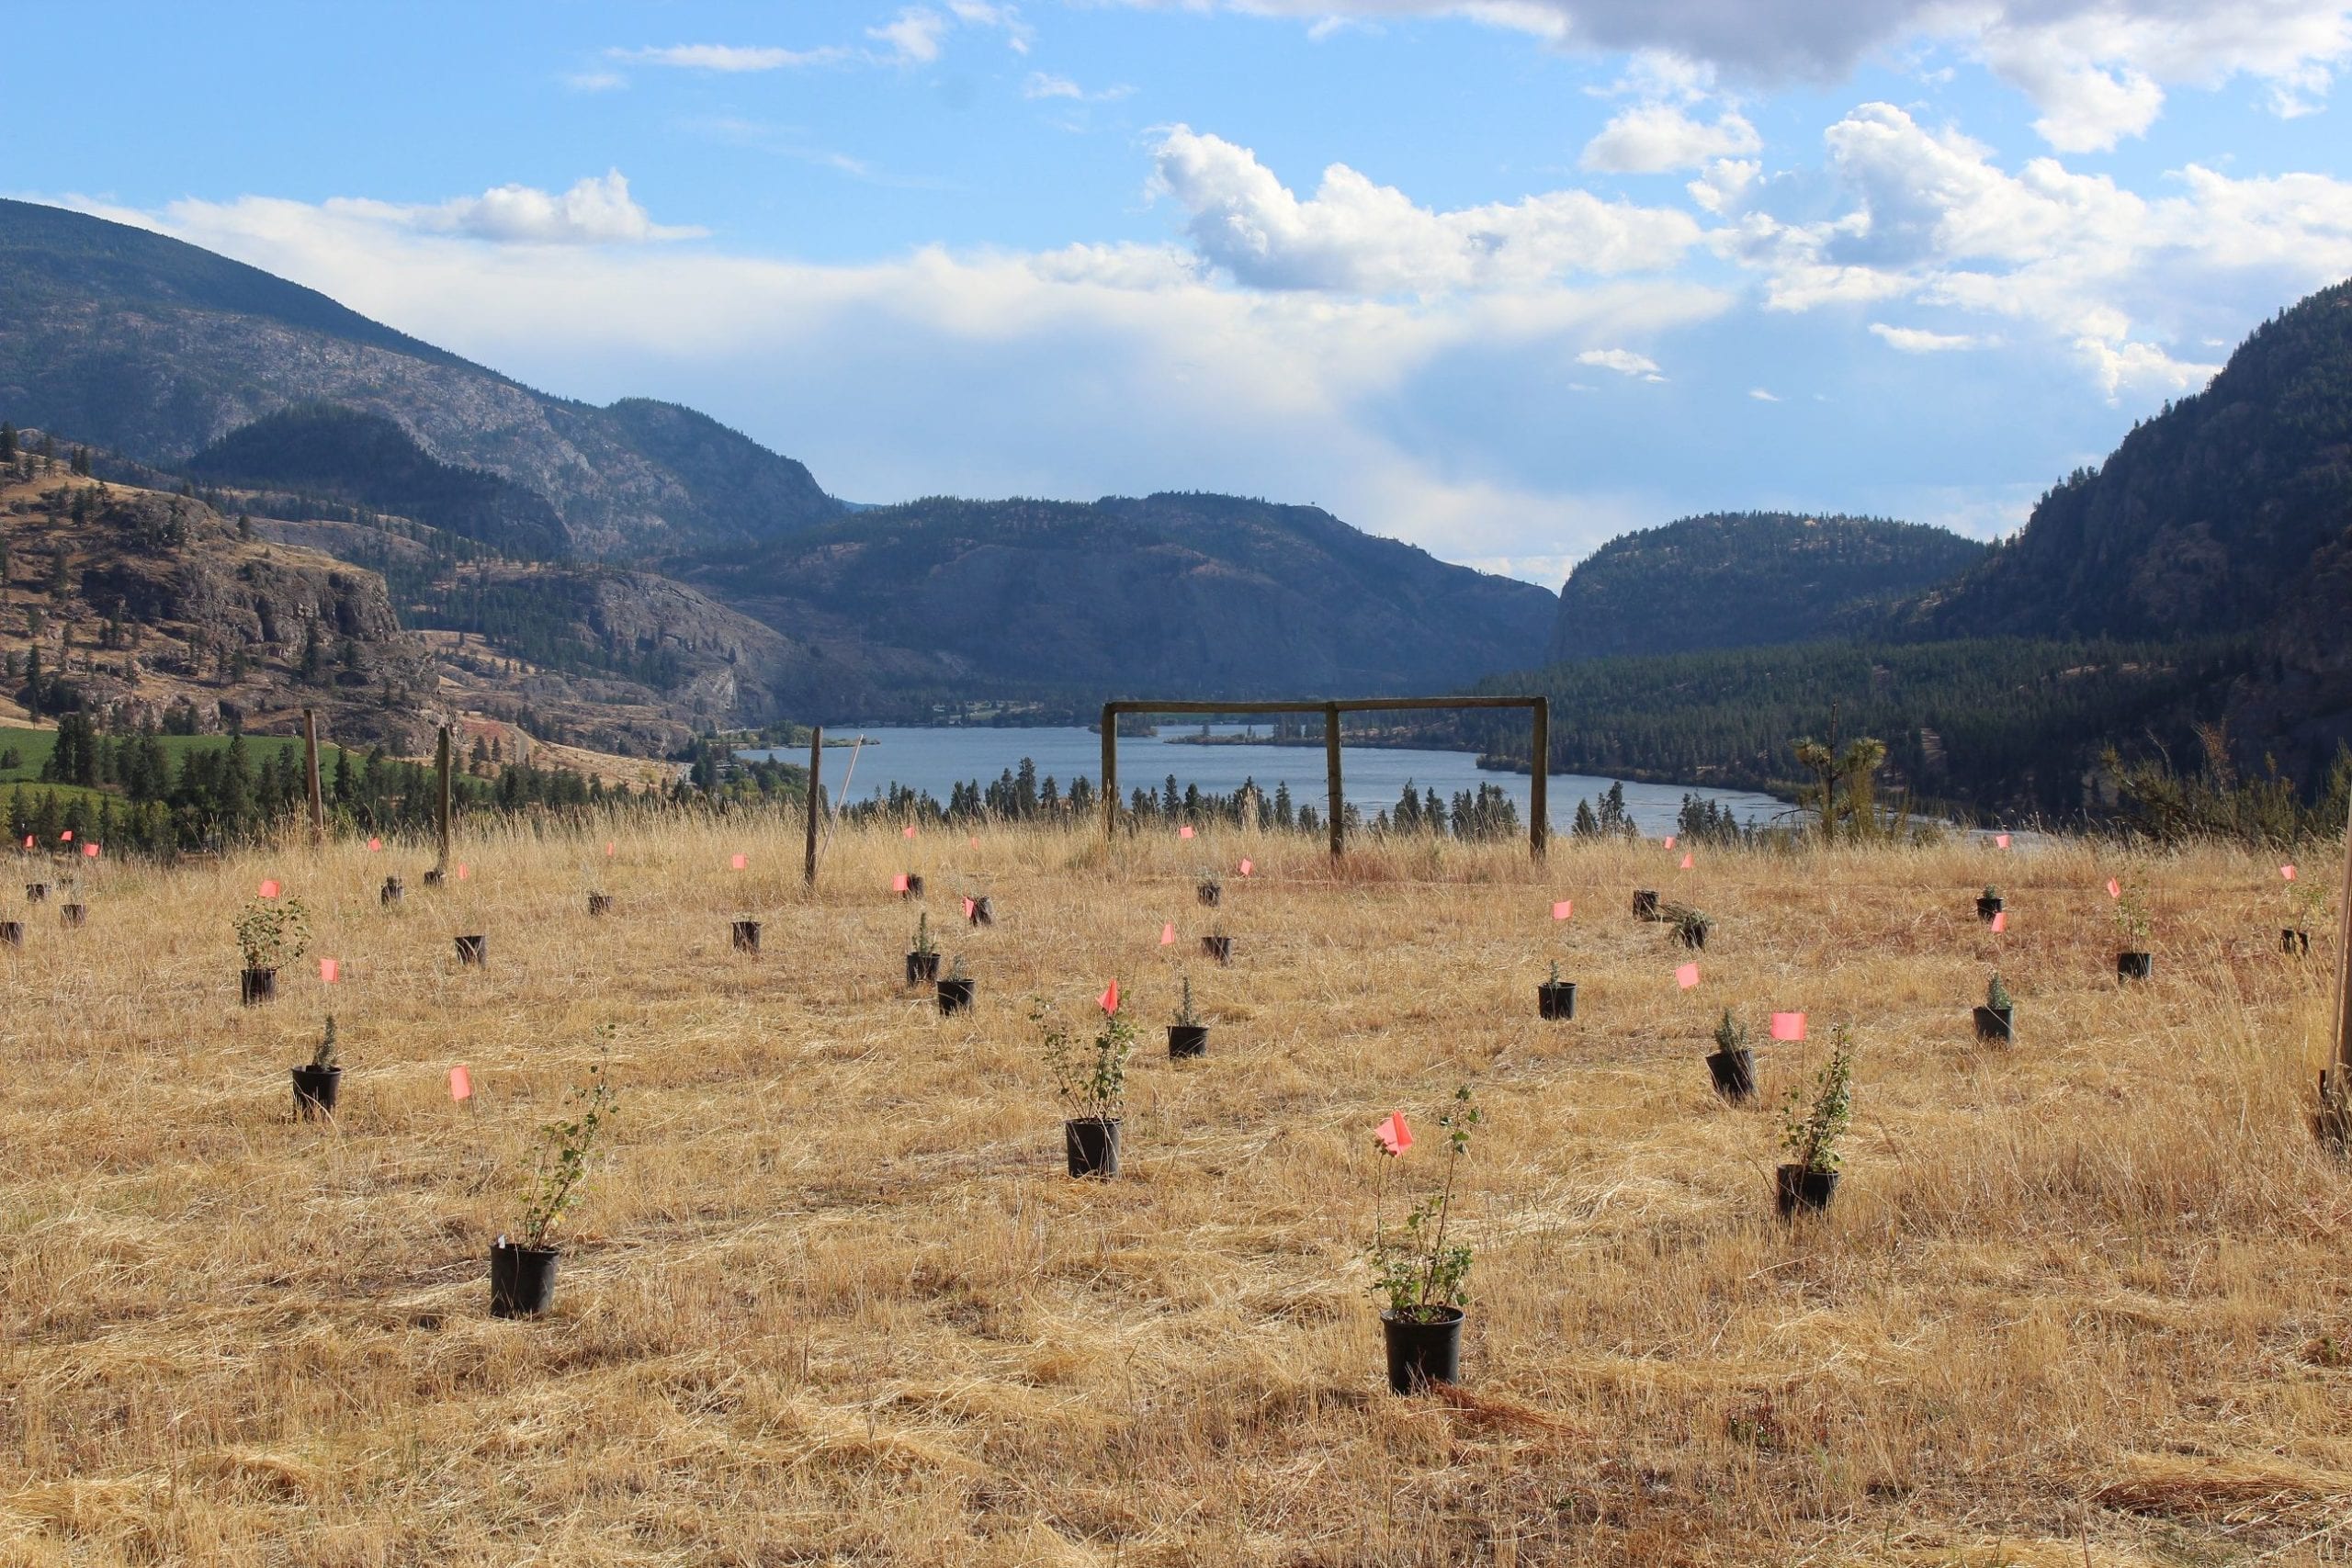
left=1547, top=512, right=1988, bottom=662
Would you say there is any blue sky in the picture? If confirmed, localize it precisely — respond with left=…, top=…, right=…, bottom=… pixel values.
left=17, top=0, right=2352, bottom=582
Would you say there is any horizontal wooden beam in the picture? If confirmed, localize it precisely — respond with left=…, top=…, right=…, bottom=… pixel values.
left=1104, top=695, right=1543, bottom=716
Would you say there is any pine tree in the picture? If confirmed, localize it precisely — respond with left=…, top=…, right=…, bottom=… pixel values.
left=0, top=422, right=16, bottom=461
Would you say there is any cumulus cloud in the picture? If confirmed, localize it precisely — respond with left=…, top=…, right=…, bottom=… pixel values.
left=1024, top=71, right=1132, bottom=101
left=1577, top=346, right=1664, bottom=379
left=1580, top=104, right=1760, bottom=173
left=1747, top=386, right=1781, bottom=400
left=323, top=171, right=705, bottom=246
left=869, top=7, right=949, bottom=63
left=607, top=43, right=844, bottom=71
left=1870, top=322, right=1989, bottom=352
left=1150, top=125, right=1701, bottom=293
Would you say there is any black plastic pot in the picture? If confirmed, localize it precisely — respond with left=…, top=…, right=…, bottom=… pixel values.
left=1676, top=923, right=1708, bottom=951
left=1537, top=980, right=1576, bottom=1021
left=1381, top=1307, right=1464, bottom=1393
left=0, top=920, right=20, bottom=948
left=422, top=869, right=446, bottom=887
left=490, top=1242, right=559, bottom=1318
left=2117, top=950, right=2153, bottom=981
left=1065, top=1116, right=1121, bottom=1178
left=903, top=874, right=924, bottom=899
left=241, top=966, right=277, bottom=1005
left=588, top=893, right=613, bottom=917
left=1973, top=1004, right=2015, bottom=1043
left=455, top=934, right=488, bottom=966
left=2284, top=928, right=2311, bottom=956
left=937, top=976, right=975, bottom=1014
left=1201, top=934, right=1233, bottom=965
left=1976, top=895, right=2003, bottom=921
left=1706, top=1047, right=1755, bottom=1101
left=907, top=950, right=942, bottom=985
left=290, top=1065, right=342, bottom=1118
left=967, top=896, right=994, bottom=927
left=1169, top=1023, right=1208, bottom=1059
left=25, top=882, right=48, bottom=903
left=59, top=903, right=85, bottom=928
left=1632, top=889, right=1658, bottom=920
left=380, top=876, right=404, bottom=905
left=730, top=919, right=762, bottom=953
left=1774, top=1164, right=1839, bottom=1218
left=1197, top=882, right=1221, bottom=908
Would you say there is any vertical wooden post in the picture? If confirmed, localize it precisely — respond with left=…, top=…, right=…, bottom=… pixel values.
left=435, top=724, right=453, bottom=873
left=2318, top=791, right=2352, bottom=1142
left=1324, top=702, right=1344, bottom=859
left=301, top=707, right=325, bottom=847
left=1529, top=697, right=1549, bottom=863
left=804, top=726, right=823, bottom=887
left=1101, top=703, right=1119, bottom=850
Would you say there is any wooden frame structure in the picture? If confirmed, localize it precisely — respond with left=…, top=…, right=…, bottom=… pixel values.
left=1099, top=696, right=1550, bottom=860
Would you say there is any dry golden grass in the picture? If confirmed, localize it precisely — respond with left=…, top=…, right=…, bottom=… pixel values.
left=3, top=819, right=2348, bottom=1565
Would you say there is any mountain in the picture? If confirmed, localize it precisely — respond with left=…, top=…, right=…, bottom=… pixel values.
left=0, top=198, right=842, bottom=558
left=676, top=491, right=1558, bottom=700
left=1545, top=512, right=1987, bottom=662
left=1900, top=277, right=2352, bottom=783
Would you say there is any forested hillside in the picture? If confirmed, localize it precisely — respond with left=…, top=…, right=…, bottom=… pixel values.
left=1547, top=513, right=1985, bottom=661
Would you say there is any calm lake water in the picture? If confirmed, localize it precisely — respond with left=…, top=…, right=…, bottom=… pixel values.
left=745, top=725, right=1788, bottom=835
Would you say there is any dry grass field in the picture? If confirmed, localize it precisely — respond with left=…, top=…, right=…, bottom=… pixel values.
left=2, top=819, right=2347, bottom=1566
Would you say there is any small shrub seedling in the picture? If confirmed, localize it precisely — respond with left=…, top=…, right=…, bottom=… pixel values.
left=1986, top=974, right=2013, bottom=1012
left=1369, top=1086, right=1479, bottom=1325
left=912, top=912, right=936, bottom=959
left=1780, top=1030, right=1855, bottom=1177
left=1171, top=972, right=1200, bottom=1028
left=2112, top=878, right=2153, bottom=948
left=311, top=1015, right=338, bottom=1072
left=235, top=897, right=312, bottom=970
left=513, top=1055, right=620, bottom=1252
left=1713, top=1008, right=1748, bottom=1056
left=1663, top=903, right=1712, bottom=948
left=1035, top=993, right=1134, bottom=1122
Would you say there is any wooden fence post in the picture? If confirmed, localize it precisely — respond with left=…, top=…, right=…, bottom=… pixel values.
left=804, top=726, right=823, bottom=886
left=2323, top=791, right=2352, bottom=1139
left=435, top=725, right=453, bottom=874
left=301, top=707, right=325, bottom=847
left=1530, top=697, right=1549, bottom=862
left=1101, top=703, right=1119, bottom=851
left=1324, top=702, right=1344, bottom=859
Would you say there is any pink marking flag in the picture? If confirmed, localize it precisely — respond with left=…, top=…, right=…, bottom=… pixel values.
left=1160, top=921, right=1175, bottom=946
left=1238, top=858, right=1255, bottom=878
left=258, top=879, right=281, bottom=899
left=319, top=957, right=340, bottom=985
left=1551, top=899, right=1574, bottom=920
left=1099, top=978, right=1121, bottom=1015
left=82, top=843, right=98, bottom=858
left=605, top=841, right=616, bottom=858
left=448, top=1065, right=472, bottom=1102
left=1664, top=834, right=1677, bottom=850
left=892, top=873, right=910, bottom=893
left=1679, top=852, right=1694, bottom=871
left=457, top=863, right=470, bottom=882
left=963, top=896, right=978, bottom=919
left=731, top=853, right=748, bottom=871
left=968, top=836, right=980, bottom=850
left=2106, top=877, right=2120, bottom=899
left=19, top=836, right=29, bottom=849
left=1996, top=833, right=2012, bottom=850
left=1375, top=1111, right=1413, bottom=1156
left=1179, top=824, right=1195, bottom=840
left=59, top=830, right=71, bottom=842
left=2281, top=863, right=2298, bottom=881
left=1770, top=1011, right=1806, bottom=1042
left=368, top=837, right=382, bottom=852
left=1990, top=909, right=2007, bottom=933
left=1675, top=961, right=1701, bottom=990
left=902, top=825, right=917, bottom=840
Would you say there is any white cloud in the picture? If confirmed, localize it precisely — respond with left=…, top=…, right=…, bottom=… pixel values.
left=945, top=0, right=1035, bottom=51
left=1686, top=157, right=1759, bottom=214
left=1747, top=386, right=1781, bottom=400
left=564, top=70, right=628, bottom=92
left=1577, top=346, right=1663, bottom=379
left=869, top=7, right=949, bottom=63
left=1580, top=104, right=1760, bottom=173
left=1150, top=125, right=1701, bottom=293
left=607, top=43, right=844, bottom=71
left=1024, top=71, right=1132, bottom=101
left=318, top=171, right=704, bottom=246
left=1869, top=322, right=1988, bottom=352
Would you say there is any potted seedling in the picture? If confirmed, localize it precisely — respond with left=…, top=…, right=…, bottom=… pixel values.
left=57, top=874, right=85, bottom=928
left=1632, top=889, right=1659, bottom=921
left=901, top=873, right=924, bottom=899
left=291, top=1014, right=342, bottom=1118
left=936, top=954, right=975, bottom=1015
left=1201, top=929, right=1235, bottom=965
left=1706, top=1009, right=1755, bottom=1101
left=1197, top=872, right=1222, bottom=908
left=1664, top=903, right=1711, bottom=951
left=1976, top=885, right=2003, bottom=922
left=967, top=892, right=995, bottom=927
left=588, top=887, right=613, bottom=917
left=25, top=879, right=49, bottom=903
left=1973, top=973, right=2015, bottom=1043
left=492, top=1055, right=619, bottom=1318
left=422, top=866, right=447, bottom=887
left=0, top=918, right=20, bottom=947
left=235, top=896, right=311, bottom=1005
left=2284, top=878, right=2323, bottom=957
left=379, top=874, right=404, bottom=906
left=2113, top=880, right=2153, bottom=980
left=730, top=914, right=762, bottom=953
left=907, top=912, right=942, bottom=984
left=1537, top=959, right=1576, bottom=1021
left=1039, top=991, right=1132, bottom=1178
left=1775, top=1031, right=1853, bottom=1218
left=1369, top=1086, right=1479, bottom=1393
left=1169, top=972, right=1208, bottom=1058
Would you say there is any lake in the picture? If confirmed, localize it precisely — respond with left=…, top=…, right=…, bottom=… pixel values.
left=744, top=726, right=1789, bottom=836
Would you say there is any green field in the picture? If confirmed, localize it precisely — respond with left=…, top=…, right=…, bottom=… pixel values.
left=0, top=726, right=357, bottom=789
